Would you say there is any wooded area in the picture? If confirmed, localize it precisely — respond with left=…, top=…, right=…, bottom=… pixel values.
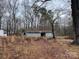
left=0, top=0, right=79, bottom=59
left=0, top=0, right=74, bottom=37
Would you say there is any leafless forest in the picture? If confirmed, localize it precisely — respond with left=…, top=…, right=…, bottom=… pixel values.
left=0, top=0, right=79, bottom=59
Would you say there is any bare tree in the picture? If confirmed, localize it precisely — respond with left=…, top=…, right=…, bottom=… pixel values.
left=22, top=0, right=33, bottom=31
left=22, top=0, right=51, bottom=33
left=38, top=7, right=60, bottom=38
left=0, top=0, right=5, bottom=29
left=6, top=0, right=19, bottom=35
left=48, top=10, right=60, bottom=38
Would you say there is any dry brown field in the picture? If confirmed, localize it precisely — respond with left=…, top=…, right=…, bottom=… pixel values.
left=0, top=36, right=78, bottom=59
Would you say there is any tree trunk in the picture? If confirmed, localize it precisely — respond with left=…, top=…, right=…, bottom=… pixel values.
left=72, top=16, right=79, bottom=44
left=14, top=21, right=16, bottom=34
left=52, top=24, right=55, bottom=39
left=7, top=22, right=9, bottom=36
left=13, top=14, right=16, bottom=35
left=71, top=0, right=79, bottom=44
left=0, top=17, right=2, bottom=29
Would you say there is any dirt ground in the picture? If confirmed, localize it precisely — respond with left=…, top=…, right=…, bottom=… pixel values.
left=0, top=36, right=79, bottom=59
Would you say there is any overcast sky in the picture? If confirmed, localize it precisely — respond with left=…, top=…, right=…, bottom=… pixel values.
left=46, top=0, right=71, bottom=9
left=28, top=0, right=71, bottom=10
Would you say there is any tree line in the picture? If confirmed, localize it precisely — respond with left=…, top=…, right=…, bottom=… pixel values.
left=0, top=0, right=74, bottom=38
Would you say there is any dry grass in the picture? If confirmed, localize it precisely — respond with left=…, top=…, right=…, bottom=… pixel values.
left=0, top=36, right=78, bottom=59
